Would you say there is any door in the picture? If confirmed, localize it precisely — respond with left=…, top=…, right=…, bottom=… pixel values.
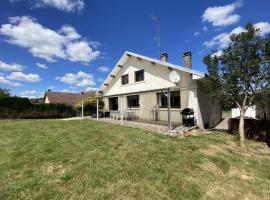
left=109, top=97, right=118, bottom=110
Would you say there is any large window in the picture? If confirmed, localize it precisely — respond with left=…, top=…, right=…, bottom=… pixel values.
left=121, top=74, right=129, bottom=85
left=157, top=91, right=181, bottom=108
left=135, top=69, right=144, bottom=82
left=127, top=95, right=140, bottom=108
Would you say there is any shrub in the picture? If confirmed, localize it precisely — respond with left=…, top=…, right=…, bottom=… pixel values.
left=0, top=97, right=32, bottom=111
left=75, top=98, right=104, bottom=116
left=0, top=97, right=76, bottom=119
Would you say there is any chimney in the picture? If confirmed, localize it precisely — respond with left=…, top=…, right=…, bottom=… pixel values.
left=182, top=52, right=192, bottom=69
left=160, top=52, right=168, bottom=62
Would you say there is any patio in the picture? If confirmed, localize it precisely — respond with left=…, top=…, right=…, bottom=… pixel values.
left=92, top=117, right=171, bottom=135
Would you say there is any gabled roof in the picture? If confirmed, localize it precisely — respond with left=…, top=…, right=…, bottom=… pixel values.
left=44, top=91, right=96, bottom=106
left=99, top=51, right=205, bottom=91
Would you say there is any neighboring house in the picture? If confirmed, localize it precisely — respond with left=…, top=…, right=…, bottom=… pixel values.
left=231, top=106, right=270, bottom=121
left=43, top=91, right=96, bottom=106
left=99, top=51, right=222, bottom=129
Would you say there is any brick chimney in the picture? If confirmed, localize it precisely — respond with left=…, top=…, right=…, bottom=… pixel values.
left=160, top=52, right=168, bottom=62
left=182, top=52, right=192, bottom=69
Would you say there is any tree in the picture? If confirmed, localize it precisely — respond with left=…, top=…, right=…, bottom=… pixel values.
left=0, top=88, right=10, bottom=97
left=203, top=23, right=270, bottom=145
left=75, top=98, right=104, bottom=116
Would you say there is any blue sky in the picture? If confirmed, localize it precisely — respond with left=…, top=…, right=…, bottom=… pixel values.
left=0, top=0, right=270, bottom=98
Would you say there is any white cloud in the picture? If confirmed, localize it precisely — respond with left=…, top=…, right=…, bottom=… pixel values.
left=59, top=25, right=81, bottom=40
left=66, top=41, right=100, bottom=62
left=20, top=90, right=43, bottom=99
left=36, top=62, right=47, bottom=69
left=7, top=72, right=41, bottom=82
left=89, top=41, right=101, bottom=49
left=0, top=59, right=25, bottom=71
left=10, top=0, right=85, bottom=12
left=211, top=50, right=223, bottom=57
left=60, top=89, right=76, bottom=93
left=193, top=32, right=200, bottom=36
left=97, top=78, right=104, bottom=82
left=202, top=1, right=242, bottom=27
left=0, top=75, right=22, bottom=86
left=255, top=22, right=270, bottom=36
left=20, top=90, right=36, bottom=95
left=39, top=0, right=84, bottom=12
left=202, top=26, right=208, bottom=32
left=204, top=22, right=270, bottom=48
left=85, top=87, right=98, bottom=92
left=56, top=71, right=95, bottom=88
left=0, top=16, right=100, bottom=63
left=98, top=66, right=109, bottom=72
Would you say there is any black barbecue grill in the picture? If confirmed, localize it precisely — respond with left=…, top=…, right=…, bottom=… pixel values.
left=181, top=108, right=195, bottom=127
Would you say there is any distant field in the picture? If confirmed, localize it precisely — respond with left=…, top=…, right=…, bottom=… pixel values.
left=0, top=119, right=270, bottom=199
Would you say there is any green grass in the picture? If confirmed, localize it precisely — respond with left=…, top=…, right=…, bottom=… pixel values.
left=0, top=119, right=270, bottom=200
left=222, top=110, right=231, bottom=118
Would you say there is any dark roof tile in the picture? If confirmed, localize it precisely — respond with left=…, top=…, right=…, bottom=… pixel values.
left=44, top=91, right=96, bottom=106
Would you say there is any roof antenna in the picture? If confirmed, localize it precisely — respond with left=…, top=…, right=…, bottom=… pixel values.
left=151, top=15, right=161, bottom=58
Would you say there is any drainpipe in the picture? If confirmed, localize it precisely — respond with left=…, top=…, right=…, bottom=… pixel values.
left=96, top=98, right=99, bottom=120
left=167, top=88, right=172, bottom=130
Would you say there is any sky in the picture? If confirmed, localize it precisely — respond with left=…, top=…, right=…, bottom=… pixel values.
left=0, top=0, right=270, bottom=98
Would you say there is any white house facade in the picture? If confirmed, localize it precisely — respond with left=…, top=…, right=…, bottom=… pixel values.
left=99, top=51, right=222, bottom=129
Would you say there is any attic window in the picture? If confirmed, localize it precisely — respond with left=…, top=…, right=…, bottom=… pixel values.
left=121, top=74, right=129, bottom=85
left=135, top=69, right=144, bottom=82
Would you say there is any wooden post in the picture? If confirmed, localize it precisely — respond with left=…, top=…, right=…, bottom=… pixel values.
left=81, top=100, right=84, bottom=118
left=121, top=96, right=124, bottom=124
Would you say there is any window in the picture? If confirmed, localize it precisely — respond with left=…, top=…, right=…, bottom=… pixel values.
left=127, top=95, right=140, bottom=108
left=121, top=74, right=129, bottom=85
left=157, top=91, right=181, bottom=108
left=135, top=69, right=144, bottom=82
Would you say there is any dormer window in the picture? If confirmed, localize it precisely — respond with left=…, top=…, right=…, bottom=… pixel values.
left=135, top=69, right=144, bottom=82
left=121, top=74, right=129, bottom=85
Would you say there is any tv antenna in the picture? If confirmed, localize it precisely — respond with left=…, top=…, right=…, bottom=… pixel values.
left=151, top=15, right=161, bottom=57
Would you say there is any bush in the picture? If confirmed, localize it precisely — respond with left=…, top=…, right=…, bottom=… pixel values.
left=0, top=97, right=76, bottom=119
left=75, top=98, right=104, bottom=116
left=0, top=96, right=32, bottom=111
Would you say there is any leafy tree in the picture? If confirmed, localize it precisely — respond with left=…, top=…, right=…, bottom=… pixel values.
left=0, top=88, right=10, bottom=97
left=203, top=23, right=270, bottom=145
left=75, top=98, right=104, bottom=116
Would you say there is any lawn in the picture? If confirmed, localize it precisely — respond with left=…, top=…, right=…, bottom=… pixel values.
left=0, top=120, right=270, bottom=200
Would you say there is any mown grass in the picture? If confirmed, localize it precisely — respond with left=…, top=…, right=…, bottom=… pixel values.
left=222, top=110, right=231, bottom=118
left=0, top=119, right=269, bottom=200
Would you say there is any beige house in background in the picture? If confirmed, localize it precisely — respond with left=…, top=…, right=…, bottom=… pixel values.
left=99, top=51, right=221, bottom=129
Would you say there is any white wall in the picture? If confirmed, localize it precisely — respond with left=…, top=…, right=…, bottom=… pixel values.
left=231, top=106, right=259, bottom=119
left=44, top=96, right=49, bottom=103
left=102, top=56, right=221, bottom=128
left=103, top=57, right=195, bottom=96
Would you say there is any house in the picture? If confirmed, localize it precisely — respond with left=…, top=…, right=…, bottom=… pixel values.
left=232, top=106, right=270, bottom=121
left=43, top=91, right=96, bottom=106
left=99, top=51, right=222, bottom=129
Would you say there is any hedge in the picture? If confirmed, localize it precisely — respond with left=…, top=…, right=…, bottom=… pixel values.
left=0, top=97, right=76, bottom=119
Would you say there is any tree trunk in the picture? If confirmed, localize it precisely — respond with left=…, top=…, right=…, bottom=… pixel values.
left=238, top=95, right=247, bottom=147
left=239, top=109, right=245, bottom=146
